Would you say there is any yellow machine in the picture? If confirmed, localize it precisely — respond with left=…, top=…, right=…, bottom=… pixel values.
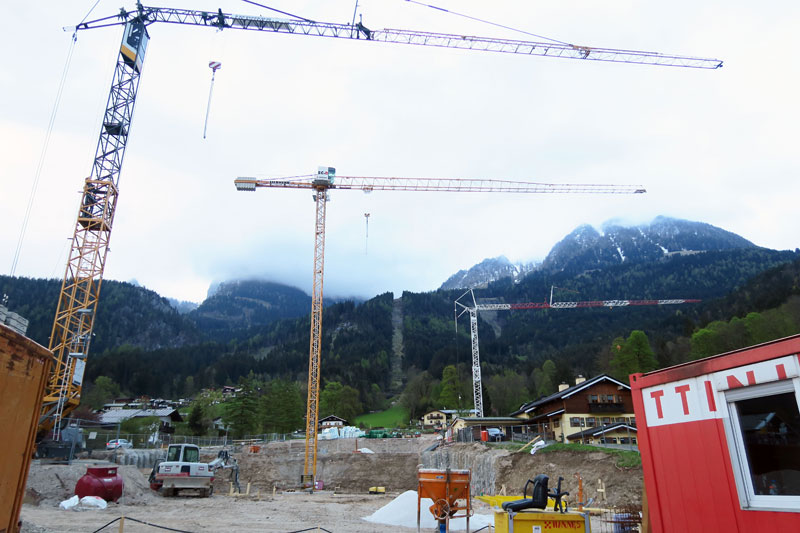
left=493, top=509, right=590, bottom=533
left=492, top=474, right=590, bottom=533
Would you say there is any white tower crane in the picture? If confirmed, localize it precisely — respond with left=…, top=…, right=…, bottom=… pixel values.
left=455, top=288, right=700, bottom=417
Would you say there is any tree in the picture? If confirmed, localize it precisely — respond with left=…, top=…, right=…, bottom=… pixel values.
left=262, top=379, right=305, bottom=433
left=223, top=377, right=262, bottom=438
left=437, top=365, right=461, bottom=409
left=83, top=376, right=121, bottom=410
left=690, top=327, right=720, bottom=360
left=485, top=370, right=527, bottom=416
left=183, top=376, right=196, bottom=398
left=187, top=403, right=206, bottom=436
left=319, top=381, right=363, bottom=423
left=401, top=370, right=435, bottom=420
left=534, top=360, right=557, bottom=397
left=610, top=330, right=658, bottom=381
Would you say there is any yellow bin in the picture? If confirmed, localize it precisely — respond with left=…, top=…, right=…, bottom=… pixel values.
left=493, top=509, right=589, bottom=533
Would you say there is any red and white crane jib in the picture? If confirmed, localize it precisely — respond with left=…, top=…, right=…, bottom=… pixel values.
left=234, top=176, right=647, bottom=194
left=475, top=298, right=701, bottom=311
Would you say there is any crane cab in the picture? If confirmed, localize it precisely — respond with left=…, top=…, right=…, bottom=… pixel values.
left=314, top=166, right=336, bottom=187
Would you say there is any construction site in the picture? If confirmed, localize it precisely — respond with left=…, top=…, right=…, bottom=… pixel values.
left=18, top=435, right=643, bottom=532
left=4, top=2, right=800, bottom=533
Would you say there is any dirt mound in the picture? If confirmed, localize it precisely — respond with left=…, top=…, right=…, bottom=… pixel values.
left=216, top=449, right=421, bottom=494
left=419, top=444, right=642, bottom=508
left=495, top=450, right=642, bottom=508
left=25, top=462, right=156, bottom=506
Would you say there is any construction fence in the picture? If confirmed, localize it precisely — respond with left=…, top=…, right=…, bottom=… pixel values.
left=589, top=505, right=642, bottom=533
left=77, top=428, right=295, bottom=451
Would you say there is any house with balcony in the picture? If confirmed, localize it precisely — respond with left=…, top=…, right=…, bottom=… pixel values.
left=421, top=409, right=477, bottom=430
left=319, top=414, right=347, bottom=430
left=511, top=374, right=637, bottom=445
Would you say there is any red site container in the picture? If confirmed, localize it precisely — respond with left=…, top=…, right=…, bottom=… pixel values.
left=75, top=466, right=124, bottom=502
left=480, top=430, right=488, bottom=442
left=631, top=334, right=800, bottom=533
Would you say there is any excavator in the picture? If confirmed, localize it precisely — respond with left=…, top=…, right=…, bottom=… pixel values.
left=148, top=444, right=240, bottom=498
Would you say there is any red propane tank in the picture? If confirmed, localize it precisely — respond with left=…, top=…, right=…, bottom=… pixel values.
left=75, top=466, right=124, bottom=502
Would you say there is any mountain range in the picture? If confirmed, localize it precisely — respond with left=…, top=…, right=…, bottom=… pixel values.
left=437, top=216, right=760, bottom=290
left=2, top=216, right=798, bottom=406
left=439, top=256, right=537, bottom=290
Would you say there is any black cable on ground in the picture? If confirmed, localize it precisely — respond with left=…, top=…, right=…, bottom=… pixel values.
left=89, top=516, right=196, bottom=533
left=285, top=528, right=333, bottom=533
left=90, top=517, right=121, bottom=533
left=124, top=517, right=196, bottom=532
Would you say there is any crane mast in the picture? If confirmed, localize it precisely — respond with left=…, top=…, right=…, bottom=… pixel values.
left=455, top=288, right=700, bottom=417
left=236, top=169, right=646, bottom=486
left=43, top=2, right=719, bottom=444
left=41, top=20, right=149, bottom=435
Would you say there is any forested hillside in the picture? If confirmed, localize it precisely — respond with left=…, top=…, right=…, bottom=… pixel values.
left=85, top=293, right=395, bottom=409
left=4, top=219, right=799, bottom=423
left=188, top=279, right=316, bottom=341
left=0, top=276, right=201, bottom=353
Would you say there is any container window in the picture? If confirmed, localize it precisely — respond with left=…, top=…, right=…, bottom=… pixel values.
left=725, top=379, right=800, bottom=511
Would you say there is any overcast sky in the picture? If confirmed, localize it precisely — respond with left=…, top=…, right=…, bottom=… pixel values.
left=2, top=1, right=799, bottom=303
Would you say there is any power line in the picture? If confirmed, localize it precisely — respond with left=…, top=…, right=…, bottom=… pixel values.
left=403, top=0, right=570, bottom=45
left=10, top=34, right=78, bottom=276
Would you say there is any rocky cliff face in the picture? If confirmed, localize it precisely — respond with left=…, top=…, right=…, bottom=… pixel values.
left=439, top=256, right=537, bottom=290
left=540, top=216, right=755, bottom=274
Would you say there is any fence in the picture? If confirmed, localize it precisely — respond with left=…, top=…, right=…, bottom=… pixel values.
left=81, top=429, right=294, bottom=451
left=590, top=505, right=642, bottom=533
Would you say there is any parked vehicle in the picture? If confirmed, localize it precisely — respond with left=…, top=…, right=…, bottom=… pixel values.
left=106, top=438, right=133, bottom=450
left=487, top=428, right=503, bottom=442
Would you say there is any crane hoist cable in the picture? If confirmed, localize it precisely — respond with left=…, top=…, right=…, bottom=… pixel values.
left=10, top=0, right=102, bottom=277
left=203, top=61, right=222, bottom=139
left=10, top=35, right=77, bottom=277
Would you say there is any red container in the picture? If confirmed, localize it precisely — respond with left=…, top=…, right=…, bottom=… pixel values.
left=75, top=466, right=124, bottom=502
left=632, top=334, right=800, bottom=533
left=480, top=430, right=488, bottom=442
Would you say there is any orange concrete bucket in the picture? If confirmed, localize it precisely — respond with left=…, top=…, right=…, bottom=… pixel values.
left=417, top=468, right=471, bottom=532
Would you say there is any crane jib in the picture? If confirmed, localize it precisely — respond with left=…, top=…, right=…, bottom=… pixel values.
left=71, top=6, right=723, bottom=69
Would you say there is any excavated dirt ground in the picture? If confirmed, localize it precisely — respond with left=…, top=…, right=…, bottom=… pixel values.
left=20, top=438, right=642, bottom=532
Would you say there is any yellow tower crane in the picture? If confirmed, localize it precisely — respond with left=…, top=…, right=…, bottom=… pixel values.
left=234, top=168, right=646, bottom=487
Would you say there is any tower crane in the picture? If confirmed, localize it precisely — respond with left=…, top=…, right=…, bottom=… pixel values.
left=41, top=3, right=720, bottom=441
left=235, top=169, right=646, bottom=487
left=454, top=288, right=700, bottom=417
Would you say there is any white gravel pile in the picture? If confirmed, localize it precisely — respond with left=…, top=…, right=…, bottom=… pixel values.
left=362, top=490, right=493, bottom=530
